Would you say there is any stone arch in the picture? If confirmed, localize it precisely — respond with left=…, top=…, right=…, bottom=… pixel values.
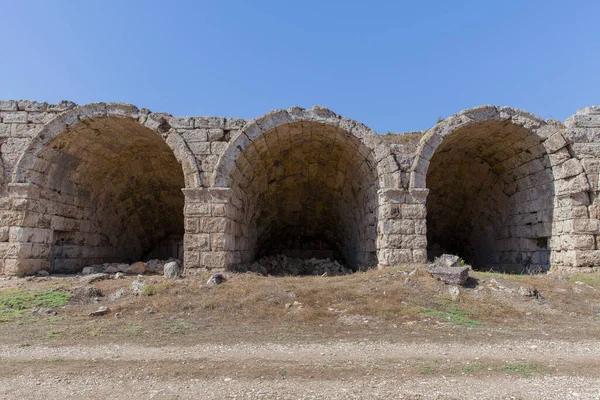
left=13, top=103, right=201, bottom=189
left=210, top=106, right=400, bottom=272
left=10, top=103, right=199, bottom=273
left=411, top=105, right=588, bottom=272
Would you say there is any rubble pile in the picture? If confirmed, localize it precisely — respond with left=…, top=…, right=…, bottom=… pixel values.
left=244, top=254, right=353, bottom=276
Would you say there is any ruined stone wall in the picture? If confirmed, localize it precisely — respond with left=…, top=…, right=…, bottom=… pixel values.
left=0, top=100, right=599, bottom=275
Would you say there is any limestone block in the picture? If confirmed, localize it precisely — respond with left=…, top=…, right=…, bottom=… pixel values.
left=211, top=141, right=228, bottom=155
left=169, top=116, right=194, bottom=129
left=184, top=202, right=211, bottom=216
left=378, top=249, right=413, bottom=266
left=377, top=219, right=415, bottom=235
left=544, top=132, right=567, bottom=153
left=412, top=249, right=427, bottom=263
left=554, top=174, right=590, bottom=196
left=194, top=116, right=225, bottom=129
left=554, top=158, right=584, bottom=180
left=200, top=251, right=231, bottom=270
left=1, top=112, right=28, bottom=124
left=8, top=227, right=52, bottom=244
left=188, top=142, right=211, bottom=155
left=566, top=114, right=600, bottom=128
left=0, top=101, right=17, bottom=111
left=210, top=233, right=235, bottom=251
left=47, top=101, right=77, bottom=112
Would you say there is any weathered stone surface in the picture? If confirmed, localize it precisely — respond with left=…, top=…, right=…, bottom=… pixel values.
left=427, top=265, right=470, bottom=285
left=206, top=273, right=227, bottom=286
left=163, top=261, right=181, bottom=279
left=125, top=262, right=148, bottom=275
left=130, top=278, right=147, bottom=295
left=88, top=306, right=109, bottom=317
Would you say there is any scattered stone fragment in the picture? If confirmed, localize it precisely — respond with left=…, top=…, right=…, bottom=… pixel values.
left=130, top=278, right=147, bottom=296
left=163, top=261, right=181, bottom=280
left=519, top=286, right=544, bottom=299
left=36, top=270, right=50, bottom=277
left=125, top=261, right=148, bottom=275
left=487, top=278, right=513, bottom=292
left=144, top=306, right=157, bottom=314
left=32, top=307, right=57, bottom=316
left=435, top=254, right=461, bottom=269
left=206, top=273, right=227, bottom=286
left=448, top=285, right=460, bottom=300
left=108, top=288, right=127, bottom=301
left=70, top=286, right=102, bottom=304
left=114, top=272, right=124, bottom=279
left=82, top=273, right=110, bottom=284
left=103, top=265, right=121, bottom=274
left=285, top=301, right=303, bottom=312
left=88, top=306, right=109, bottom=317
left=241, top=255, right=353, bottom=276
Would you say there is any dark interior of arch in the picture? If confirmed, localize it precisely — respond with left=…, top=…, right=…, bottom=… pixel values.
left=25, top=117, right=185, bottom=272
left=426, top=120, right=554, bottom=273
left=228, top=121, right=379, bottom=273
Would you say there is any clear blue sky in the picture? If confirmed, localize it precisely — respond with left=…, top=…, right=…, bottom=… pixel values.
left=1, top=0, right=599, bottom=133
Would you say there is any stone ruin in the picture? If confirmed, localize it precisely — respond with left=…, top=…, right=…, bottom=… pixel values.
left=0, top=100, right=599, bottom=276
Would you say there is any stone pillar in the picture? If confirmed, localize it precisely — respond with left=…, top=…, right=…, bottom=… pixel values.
left=555, top=107, right=600, bottom=269
left=182, top=187, right=237, bottom=272
left=377, top=188, right=428, bottom=267
left=1, top=183, right=52, bottom=275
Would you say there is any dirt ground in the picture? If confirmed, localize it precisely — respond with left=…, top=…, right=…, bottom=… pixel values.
left=0, top=266, right=599, bottom=399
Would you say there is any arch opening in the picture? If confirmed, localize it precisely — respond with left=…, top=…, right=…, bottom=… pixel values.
left=425, top=120, right=554, bottom=273
left=23, top=117, right=185, bottom=272
left=228, top=121, right=379, bottom=274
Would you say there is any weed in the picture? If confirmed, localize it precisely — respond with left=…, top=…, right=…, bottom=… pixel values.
left=121, top=325, right=143, bottom=335
left=142, top=282, right=173, bottom=296
left=277, top=369, right=288, bottom=378
left=163, top=321, right=197, bottom=335
left=43, top=331, right=61, bottom=340
left=568, top=274, right=600, bottom=288
left=420, top=366, right=436, bottom=375
left=0, top=290, right=71, bottom=322
left=499, top=363, right=546, bottom=377
left=409, top=306, right=481, bottom=327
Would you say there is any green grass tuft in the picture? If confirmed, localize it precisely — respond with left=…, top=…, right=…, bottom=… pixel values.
left=0, top=290, right=71, bottom=322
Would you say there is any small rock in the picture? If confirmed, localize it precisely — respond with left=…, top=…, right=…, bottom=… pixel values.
left=163, top=261, right=181, bottom=280
left=519, top=286, right=544, bottom=299
left=114, top=272, right=124, bottom=279
left=108, top=288, right=127, bottom=301
left=125, top=261, right=148, bottom=275
left=448, top=285, right=460, bottom=300
left=103, top=265, right=121, bottom=274
left=82, top=273, right=110, bottom=284
left=427, top=265, right=470, bottom=286
left=206, top=273, right=227, bottom=286
left=36, top=270, right=50, bottom=277
left=32, top=307, right=57, bottom=316
left=285, top=301, right=303, bottom=312
left=434, top=254, right=461, bottom=269
left=130, top=279, right=147, bottom=296
left=144, top=306, right=156, bottom=314
left=81, top=266, right=97, bottom=275
left=70, top=286, right=102, bottom=304
left=88, top=306, right=109, bottom=317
